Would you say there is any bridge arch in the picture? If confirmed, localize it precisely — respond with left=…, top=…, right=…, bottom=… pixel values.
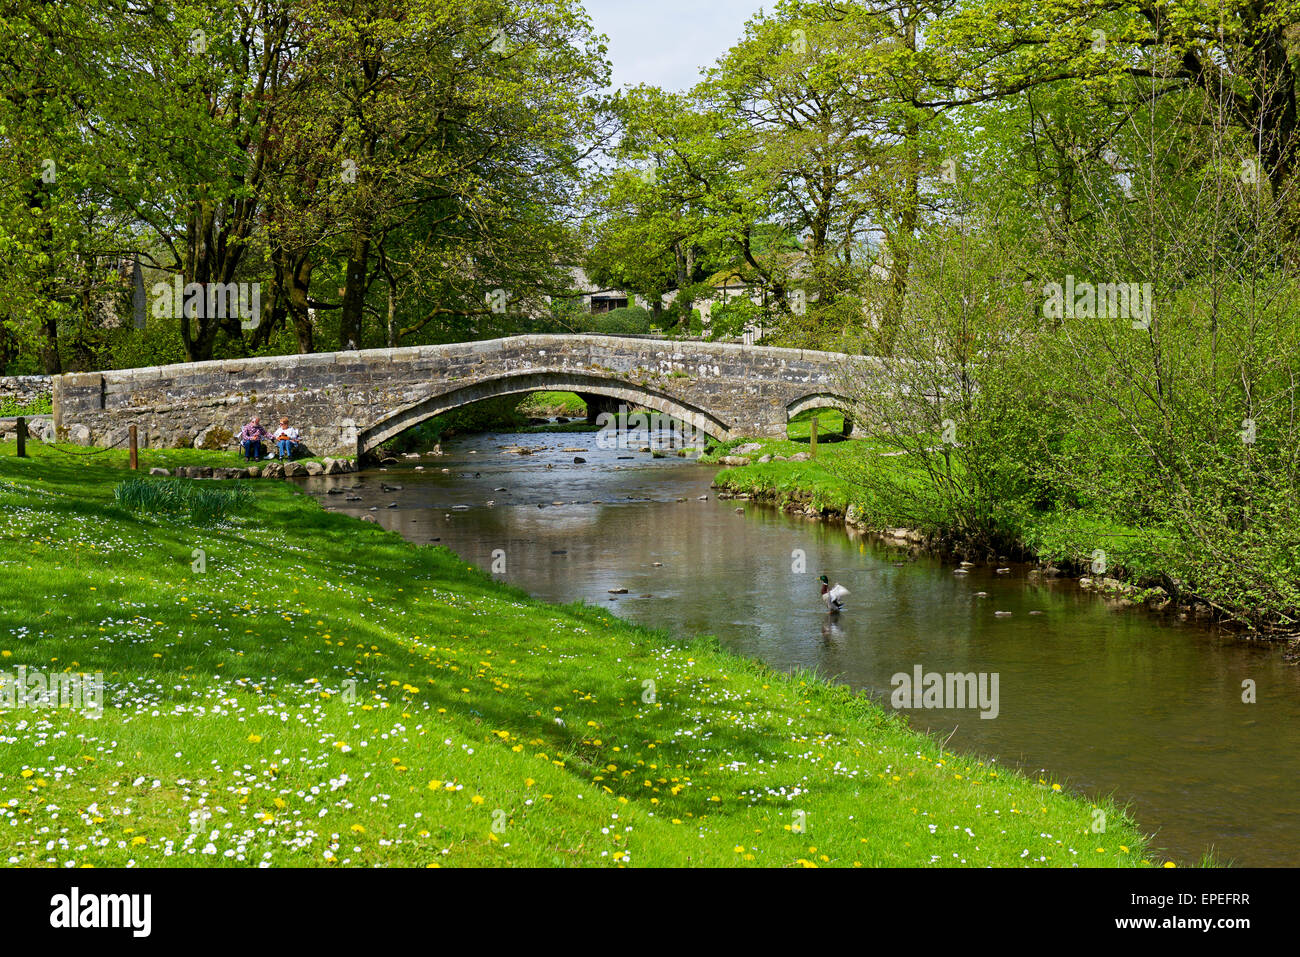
left=358, top=370, right=733, bottom=455
left=785, top=392, right=856, bottom=437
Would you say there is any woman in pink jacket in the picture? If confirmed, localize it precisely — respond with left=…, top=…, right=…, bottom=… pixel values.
left=237, top=417, right=268, bottom=461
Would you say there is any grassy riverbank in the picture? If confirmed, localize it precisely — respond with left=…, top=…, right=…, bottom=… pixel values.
left=702, top=420, right=1223, bottom=623
left=0, top=442, right=1156, bottom=867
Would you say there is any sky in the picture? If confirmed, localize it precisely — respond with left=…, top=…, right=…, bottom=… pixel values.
left=584, top=0, right=767, bottom=92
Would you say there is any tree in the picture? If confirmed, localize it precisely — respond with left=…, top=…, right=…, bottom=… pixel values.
left=288, top=0, right=611, bottom=349
left=931, top=0, right=1300, bottom=226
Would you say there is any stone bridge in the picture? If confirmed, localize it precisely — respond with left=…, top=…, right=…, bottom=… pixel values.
left=52, top=335, right=884, bottom=458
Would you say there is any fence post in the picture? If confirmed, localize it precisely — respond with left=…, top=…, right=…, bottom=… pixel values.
left=129, top=425, right=138, bottom=470
left=810, top=416, right=818, bottom=457
left=15, top=416, right=26, bottom=458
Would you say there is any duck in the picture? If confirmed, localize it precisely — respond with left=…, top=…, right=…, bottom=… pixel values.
left=819, top=574, right=849, bottom=613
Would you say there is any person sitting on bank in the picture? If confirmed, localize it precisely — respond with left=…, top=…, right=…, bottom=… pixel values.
left=237, top=417, right=268, bottom=461
left=273, top=417, right=301, bottom=460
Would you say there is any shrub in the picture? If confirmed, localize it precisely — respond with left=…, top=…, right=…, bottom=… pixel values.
left=581, top=305, right=651, bottom=335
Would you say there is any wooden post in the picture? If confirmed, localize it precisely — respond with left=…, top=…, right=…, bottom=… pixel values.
left=129, top=425, right=138, bottom=470
left=810, top=416, right=818, bottom=457
left=15, top=416, right=26, bottom=458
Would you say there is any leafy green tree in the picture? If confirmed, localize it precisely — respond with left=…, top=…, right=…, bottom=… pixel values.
left=298, top=0, right=611, bottom=350
left=932, top=0, right=1300, bottom=225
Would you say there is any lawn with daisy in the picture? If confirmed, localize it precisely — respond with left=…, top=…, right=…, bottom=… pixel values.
left=0, top=442, right=1156, bottom=867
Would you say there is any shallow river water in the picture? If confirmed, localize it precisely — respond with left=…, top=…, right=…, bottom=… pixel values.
left=300, top=427, right=1300, bottom=866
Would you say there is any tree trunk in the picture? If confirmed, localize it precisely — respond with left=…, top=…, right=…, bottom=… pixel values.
left=340, top=230, right=370, bottom=348
left=38, top=312, right=61, bottom=374
left=287, top=256, right=315, bottom=354
left=250, top=267, right=286, bottom=349
left=28, top=180, right=62, bottom=373
left=386, top=279, right=397, bottom=348
left=673, top=242, right=695, bottom=330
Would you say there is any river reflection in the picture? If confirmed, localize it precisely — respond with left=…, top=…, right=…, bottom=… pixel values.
left=301, top=428, right=1300, bottom=866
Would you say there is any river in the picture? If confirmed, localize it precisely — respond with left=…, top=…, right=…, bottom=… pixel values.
left=300, top=426, right=1300, bottom=867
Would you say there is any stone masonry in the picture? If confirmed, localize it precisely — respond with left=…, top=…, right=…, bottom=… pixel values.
left=0, top=376, right=55, bottom=443
left=52, top=335, right=881, bottom=458
left=0, top=375, right=52, bottom=408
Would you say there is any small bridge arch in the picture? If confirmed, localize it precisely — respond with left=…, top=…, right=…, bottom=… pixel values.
left=786, top=392, right=856, bottom=437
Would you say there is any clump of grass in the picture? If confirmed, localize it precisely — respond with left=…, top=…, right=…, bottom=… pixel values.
left=113, top=477, right=253, bottom=523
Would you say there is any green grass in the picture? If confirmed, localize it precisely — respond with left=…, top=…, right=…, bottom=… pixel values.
left=786, top=408, right=847, bottom=441
left=702, top=429, right=867, bottom=514
left=516, top=391, right=587, bottom=417
left=3, top=440, right=334, bottom=471
left=0, top=446, right=1157, bottom=867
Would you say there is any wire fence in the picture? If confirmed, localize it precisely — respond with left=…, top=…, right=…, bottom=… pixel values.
left=8, top=417, right=133, bottom=457
left=33, top=432, right=132, bottom=456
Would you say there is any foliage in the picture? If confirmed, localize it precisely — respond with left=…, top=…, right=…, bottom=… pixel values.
left=572, top=305, right=652, bottom=336
left=0, top=396, right=51, bottom=416
left=516, top=391, right=587, bottom=416
left=832, top=82, right=1300, bottom=631
left=1, top=0, right=613, bottom=370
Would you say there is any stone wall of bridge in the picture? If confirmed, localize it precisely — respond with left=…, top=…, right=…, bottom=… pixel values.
left=51, top=335, right=878, bottom=458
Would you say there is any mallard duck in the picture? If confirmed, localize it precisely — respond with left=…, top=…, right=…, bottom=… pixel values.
left=819, top=574, right=848, bottom=613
